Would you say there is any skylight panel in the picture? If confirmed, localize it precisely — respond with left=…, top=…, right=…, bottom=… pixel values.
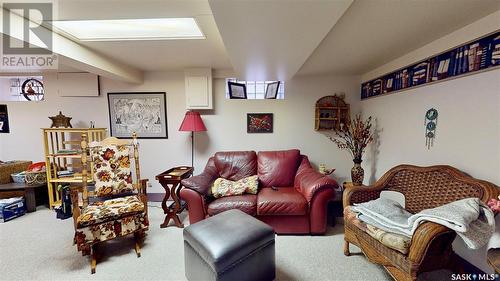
left=51, top=18, right=205, bottom=41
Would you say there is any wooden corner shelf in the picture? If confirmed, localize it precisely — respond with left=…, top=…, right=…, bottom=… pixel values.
left=314, top=95, right=350, bottom=131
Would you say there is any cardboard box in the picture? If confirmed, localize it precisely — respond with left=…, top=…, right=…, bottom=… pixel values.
left=0, top=197, right=26, bottom=222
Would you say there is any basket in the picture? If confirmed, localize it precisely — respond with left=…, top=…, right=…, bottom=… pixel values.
left=25, top=171, right=47, bottom=185
left=11, top=172, right=26, bottom=183
left=1, top=161, right=31, bottom=184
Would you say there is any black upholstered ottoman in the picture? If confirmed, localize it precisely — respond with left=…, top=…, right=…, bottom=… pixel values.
left=183, top=209, right=276, bottom=281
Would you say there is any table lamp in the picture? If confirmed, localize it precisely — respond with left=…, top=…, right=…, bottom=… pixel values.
left=179, top=111, right=207, bottom=168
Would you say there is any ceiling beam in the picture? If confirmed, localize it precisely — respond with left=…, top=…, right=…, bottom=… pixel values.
left=0, top=8, right=143, bottom=83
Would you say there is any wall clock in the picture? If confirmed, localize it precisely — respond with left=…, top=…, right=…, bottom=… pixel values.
left=425, top=108, right=438, bottom=149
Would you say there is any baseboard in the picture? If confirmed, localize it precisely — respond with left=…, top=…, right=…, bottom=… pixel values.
left=147, top=192, right=164, bottom=202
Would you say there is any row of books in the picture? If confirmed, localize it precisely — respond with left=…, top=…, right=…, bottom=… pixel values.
left=361, top=31, right=499, bottom=99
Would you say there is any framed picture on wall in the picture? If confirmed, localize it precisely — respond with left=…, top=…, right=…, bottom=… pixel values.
left=0, top=104, right=10, bottom=133
left=228, top=82, right=247, bottom=99
left=247, top=113, right=273, bottom=133
left=265, top=81, right=280, bottom=99
left=107, top=92, right=168, bottom=138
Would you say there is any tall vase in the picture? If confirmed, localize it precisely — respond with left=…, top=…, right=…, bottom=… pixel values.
left=351, top=158, right=364, bottom=186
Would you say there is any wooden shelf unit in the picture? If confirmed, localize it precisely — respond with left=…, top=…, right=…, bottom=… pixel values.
left=42, top=128, right=106, bottom=209
left=314, top=95, right=350, bottom=131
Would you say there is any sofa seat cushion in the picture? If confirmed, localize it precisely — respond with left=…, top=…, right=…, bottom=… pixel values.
left=344, top=207, right=411, bottom=255
left=257, top=187, right=307, bottom=216
left=77, top=195, right=144, bottom=228
left=75, top=212, right=149, bottom=245
left=207, top=194, right=257, bottom=216
left=258, top=150, right=300, bottom=187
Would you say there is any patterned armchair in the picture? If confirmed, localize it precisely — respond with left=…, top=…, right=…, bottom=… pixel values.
left=70, top=133, right=148, bottom=274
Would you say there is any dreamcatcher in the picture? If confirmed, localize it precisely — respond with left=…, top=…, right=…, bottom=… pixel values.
left=424, top=108, right=438, bottom=149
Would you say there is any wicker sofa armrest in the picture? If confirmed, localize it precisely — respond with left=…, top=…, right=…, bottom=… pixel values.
left=408, top=221, right=456, bottom=264
left=343, top=184, right=385, bottom=207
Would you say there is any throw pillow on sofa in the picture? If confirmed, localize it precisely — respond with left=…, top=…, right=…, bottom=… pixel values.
left=211, top=175, right=259, bottom=198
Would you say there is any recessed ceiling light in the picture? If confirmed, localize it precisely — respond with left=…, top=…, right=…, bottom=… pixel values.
left=51, top=18, right=205, bottom=41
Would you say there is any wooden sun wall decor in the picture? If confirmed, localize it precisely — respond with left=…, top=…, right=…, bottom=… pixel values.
left=425, top=108, right=438, bottom=149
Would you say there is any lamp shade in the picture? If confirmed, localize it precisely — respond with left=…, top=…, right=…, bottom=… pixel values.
left=179, top=111, right=207, bottom=132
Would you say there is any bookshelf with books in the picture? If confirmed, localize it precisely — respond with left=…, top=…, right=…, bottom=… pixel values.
left=361, top=30, right=500, bottom=100
left=42, top=128, right=106, bottom=209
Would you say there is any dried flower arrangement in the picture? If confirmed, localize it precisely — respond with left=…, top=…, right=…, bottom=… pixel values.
left=328, top=114, right=374, bottom=162
left=327, top=114, right=374, bottom=185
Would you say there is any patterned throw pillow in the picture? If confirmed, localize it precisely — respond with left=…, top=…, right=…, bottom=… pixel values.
left=211, top=175, right=259, bottom=198
left=92, top=144, right=133, bottom=197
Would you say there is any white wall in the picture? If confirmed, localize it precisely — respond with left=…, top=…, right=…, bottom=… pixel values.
left=0, top=72, right=360, bottom=194
left=360, top=11, right=500, bottom=273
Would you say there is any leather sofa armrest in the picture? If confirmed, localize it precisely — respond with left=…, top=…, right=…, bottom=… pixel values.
left=181, top=157, right=219, bottom=196
left=180, top=187, right=209, bottom=224
left=295, top=168, right=338, bottom=203
left=181, top=173, right=217, bottom=196
left=408, top=222, right=456, bottom=264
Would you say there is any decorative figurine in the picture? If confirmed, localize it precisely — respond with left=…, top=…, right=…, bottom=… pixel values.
left=319, top=164, right=335, bottom=176
left=49, top=111, right=73, bottom=128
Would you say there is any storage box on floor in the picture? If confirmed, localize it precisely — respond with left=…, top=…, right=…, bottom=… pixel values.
left=0, top=197, right=26, bottom=222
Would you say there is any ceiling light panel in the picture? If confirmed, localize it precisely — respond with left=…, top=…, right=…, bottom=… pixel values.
left=51, top=18, right=205, bottom=41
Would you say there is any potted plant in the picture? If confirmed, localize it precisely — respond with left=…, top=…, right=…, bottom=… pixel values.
left=328, top=114, right=374, bottom=185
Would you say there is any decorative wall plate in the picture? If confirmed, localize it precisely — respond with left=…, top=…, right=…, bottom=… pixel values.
left=424, top=108, right=438, bottom=149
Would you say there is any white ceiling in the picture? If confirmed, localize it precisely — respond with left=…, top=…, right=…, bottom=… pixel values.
left=46, top=0, right=500, bottom=80
left=298, top=0, right=500, bottom=76
left=208, top=0, right=353, bottom=81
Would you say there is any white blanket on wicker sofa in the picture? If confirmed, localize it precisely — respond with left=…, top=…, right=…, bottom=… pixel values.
left=351, top=197, right=495, bottom=249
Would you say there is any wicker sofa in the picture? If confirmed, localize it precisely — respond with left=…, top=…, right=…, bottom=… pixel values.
left=343, top=164, right=499, bottom=281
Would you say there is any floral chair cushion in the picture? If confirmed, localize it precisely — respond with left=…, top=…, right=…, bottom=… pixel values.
left=75, top=212, right=149, bottom=247
left=77, top=195, right=144, bottom=228
left=92, top=144, right=134, bottom=197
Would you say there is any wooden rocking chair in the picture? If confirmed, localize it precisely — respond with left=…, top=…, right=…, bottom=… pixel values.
left=70, top=133, right=149, bottom=274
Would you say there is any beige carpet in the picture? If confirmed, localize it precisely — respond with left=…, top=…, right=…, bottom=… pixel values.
left=0, top=203, right=448, bottom=280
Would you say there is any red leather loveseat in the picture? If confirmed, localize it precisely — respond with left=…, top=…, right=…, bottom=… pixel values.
left=180, top=150, right=338, bottom=234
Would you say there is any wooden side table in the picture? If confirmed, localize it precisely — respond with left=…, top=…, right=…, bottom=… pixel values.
left=156, top=166, right=193, bottom=228
left=0, top=182, right=46, bottom=212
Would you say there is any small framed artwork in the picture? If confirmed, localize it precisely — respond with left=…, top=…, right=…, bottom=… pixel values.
left=228, top=82, right=247, bottom=99
left=265, top=81, right=280, bottom=99
left=0, top=104, right=10, bottom=133
left=247, top=113, right=273, bottom=133
left=107, top=92, right=168, bottom=139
